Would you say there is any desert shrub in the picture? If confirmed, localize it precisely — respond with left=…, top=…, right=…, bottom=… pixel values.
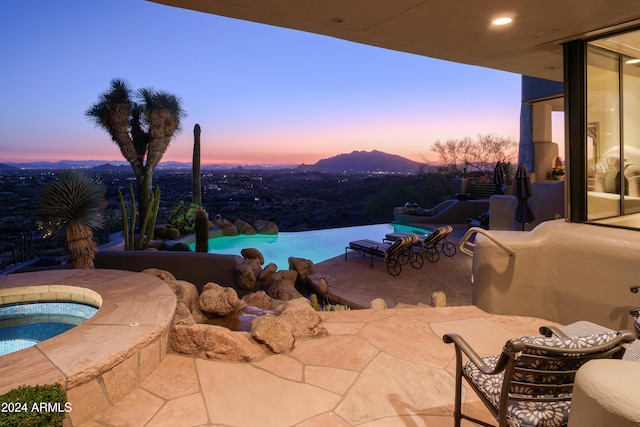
left=0, top=383, right=68, bottom=426
left=165, top=242, right=191, bottom=251
left=166, top=201, right=201, bottom=234
left=154, top=225, right=168, bottom=239
left=165, top=228, right=180, bottom=240
left=324, top=303, right=351, bottom=311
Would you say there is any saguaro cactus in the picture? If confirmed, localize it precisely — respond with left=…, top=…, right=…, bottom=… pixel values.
left=195, top=208, right=209, bottom=252
left=192, top=124, right=202, bottom=206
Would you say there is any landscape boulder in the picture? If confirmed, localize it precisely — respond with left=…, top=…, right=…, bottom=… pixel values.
left=261, top=269, right=298, bottom=291
left=431, top=291, right=447, bottom=307
left=370, top=298, right=388, bottom=310
left=253, top=219, right=278, bottom=235
left=241, top=248, right=264, bottom=265
left=251, top=314, right=295, bottom=353
left=274, top=298, right=327, bottom=339
left=190, top=305, right=209, bottom=324
left=214, top=216, right=239, bottom=236
left=258, top=263, right=277, bottom=282
left=267, top=279, right=304, bottom=301
left=141, top=268, right=176, bottom=283
left=235, top=219, right=257, bottom=235
left=305, top=272, right=329, bottom=296
left=289, top=257, right=316, bottom=283
left=171, top=324, right=266, bottom=362
left=166, top=279, right=199, bottom=312
left=198, top=282, right=247, bottom=316
left=234, top=258, right=263, bottom=291
left=174, top=302, right=196, bottom=325
left=241, top=290, right=274, bottom=310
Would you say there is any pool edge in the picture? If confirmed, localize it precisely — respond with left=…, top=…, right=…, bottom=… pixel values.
left=0, top=269, right=176, bottom=426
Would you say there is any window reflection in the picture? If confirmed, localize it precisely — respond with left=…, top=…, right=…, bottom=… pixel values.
left=586, top=30, right=640, bottom=227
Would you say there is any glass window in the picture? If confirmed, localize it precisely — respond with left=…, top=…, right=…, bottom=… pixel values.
left=586, top=29, right=640, bottom=227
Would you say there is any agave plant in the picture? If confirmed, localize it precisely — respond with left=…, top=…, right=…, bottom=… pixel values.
left=37, top=170, right=107, bottom=269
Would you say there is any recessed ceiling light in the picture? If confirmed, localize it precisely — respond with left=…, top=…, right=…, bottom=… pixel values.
left=492, top=17, right=512, bottom=26
left=329, top=17, right=345, bottom=24
left=545, top=65, right=558, bottom=71
left=626, top=59, right=640, bottom=64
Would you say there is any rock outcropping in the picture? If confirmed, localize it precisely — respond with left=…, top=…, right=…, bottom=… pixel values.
left=143, top=267, right=327, bottom=362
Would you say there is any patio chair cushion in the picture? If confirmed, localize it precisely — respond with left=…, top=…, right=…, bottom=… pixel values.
left=463, top=355, right=571, bottom=427
left=463, top=332, right=618, bottom=426
left=516, top=332, right=620, bottom=385
left=519, top=331, right=619, bottom=354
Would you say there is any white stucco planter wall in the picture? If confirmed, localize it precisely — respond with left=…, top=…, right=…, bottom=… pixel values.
left=569, top=359, right=640, bottom=426
left=472, top=219, right=639, bottom=331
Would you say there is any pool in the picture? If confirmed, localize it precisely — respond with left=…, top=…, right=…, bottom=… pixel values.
left=190, top=223, right=431, bottom=269
left=0, top=302, right=98, bottom=356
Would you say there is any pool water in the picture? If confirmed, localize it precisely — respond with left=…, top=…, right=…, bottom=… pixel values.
left=190, top=223, right=431, bottom=270
left=0, top=302, right=98, bottom=356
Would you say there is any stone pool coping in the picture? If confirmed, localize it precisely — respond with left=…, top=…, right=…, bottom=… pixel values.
left=0, top=269, right=176, bottom=426
left=0, top=284, right=103, bottom=308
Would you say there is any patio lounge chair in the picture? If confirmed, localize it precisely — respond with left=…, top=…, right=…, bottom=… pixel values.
left=385, top=225, right=456, bottom=262
left=466, top=210, right=490, bottom=229
left=442, top=327, right=636, bottom=427
left=346, top=234, right=423, bottom=276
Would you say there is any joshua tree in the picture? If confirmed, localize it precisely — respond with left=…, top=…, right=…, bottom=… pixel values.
left=192, top=123, right=202, bottom=206
left=37, top=170, right=107, bottom=269
left=86, top=78, right=186, bottom=220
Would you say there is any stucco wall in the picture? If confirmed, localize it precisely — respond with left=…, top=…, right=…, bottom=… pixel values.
left=488, top=181, right=565, bottom=231
left=94, top=250, right=241, bottom=293
left=471, top=220, right=640, bottom=331
left=394, top=199, right=489, bottom=226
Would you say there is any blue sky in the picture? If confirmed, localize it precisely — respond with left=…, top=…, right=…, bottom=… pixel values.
left=0, top=0, right=528, bottom=165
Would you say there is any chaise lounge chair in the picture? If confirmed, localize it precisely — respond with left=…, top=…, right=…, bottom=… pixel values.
left=345, top=234, right=423, bottom=276
left=385, top=225, right=456, bottom=262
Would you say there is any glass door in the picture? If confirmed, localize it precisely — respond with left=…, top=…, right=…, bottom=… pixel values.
left=585, top=29, right=640, bottom=228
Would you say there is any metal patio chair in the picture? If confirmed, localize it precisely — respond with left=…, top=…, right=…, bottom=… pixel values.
left=443, top=327, right=635, bottom=427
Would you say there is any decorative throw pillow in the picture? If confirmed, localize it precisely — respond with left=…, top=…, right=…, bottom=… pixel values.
left=604, top=168, right=621, bottom=193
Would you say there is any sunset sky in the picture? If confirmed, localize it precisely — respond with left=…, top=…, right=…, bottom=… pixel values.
left=0, top=0, right=540, bottom=166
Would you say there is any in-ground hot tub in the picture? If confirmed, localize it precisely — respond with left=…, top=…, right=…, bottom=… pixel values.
left=0, top=270, right=176, bottom=425
left=0, top=298, right=100, bottom=356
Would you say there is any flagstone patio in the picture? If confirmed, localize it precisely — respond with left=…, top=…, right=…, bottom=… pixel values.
left=0, top=224, right=564, bottom=426
left=82, top=306, right=558, bottom=427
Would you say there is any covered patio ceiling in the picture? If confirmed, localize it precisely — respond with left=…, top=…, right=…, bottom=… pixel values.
left=149, top=0, right=640, bottom=82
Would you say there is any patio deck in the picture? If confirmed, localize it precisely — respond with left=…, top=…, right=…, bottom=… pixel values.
left=1, top=224, right=563, bottom=426
left=323, top=224, right=473, bottom=308
left=77, top=224, right=560, bottom=426
left=83, top=306, right=556, bottom=427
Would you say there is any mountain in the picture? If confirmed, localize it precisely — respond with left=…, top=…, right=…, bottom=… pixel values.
left=1, top=151, right=422, bottom=173
left=1, top=160, right=298, bottom=170
left=92, top=163, right=131, bottom=171
left=3, top=160, right=130, bottom=169
left=300, top=150, right=421, bottom=174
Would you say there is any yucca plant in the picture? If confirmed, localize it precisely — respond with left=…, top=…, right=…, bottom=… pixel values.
left=37, top=170, right=107, bottom=269
left=86, top=78, right=185, bottom=221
